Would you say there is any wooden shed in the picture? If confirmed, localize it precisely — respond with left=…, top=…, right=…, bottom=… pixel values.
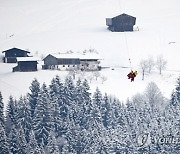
left=2, top=48, right=30, bottom=63
left=106, top=13, right=136, bottom=32
left=13, top=57, right=38, bottom=72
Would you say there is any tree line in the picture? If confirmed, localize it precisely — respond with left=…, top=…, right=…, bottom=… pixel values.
left=0, top=75, right=179, bottom=154
left=139, top=55, right=167, bottom=80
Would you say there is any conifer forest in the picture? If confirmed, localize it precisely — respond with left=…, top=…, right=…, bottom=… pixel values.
left=0, top=75, right=179, bottom=154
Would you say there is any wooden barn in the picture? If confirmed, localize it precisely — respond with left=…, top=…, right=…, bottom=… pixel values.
left=43, top=53, right=101, bottom=71
left=106, top=13, right=136, bottom=32
left=2, top=48, right=30, bottom=63
left=13, top=57, right=38, bottom=72
left=43, top=54, right=80, bottom=70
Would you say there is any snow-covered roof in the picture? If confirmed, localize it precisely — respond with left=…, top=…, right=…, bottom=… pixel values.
left=50, top=53, right=100, bottom=60
left=16, top=57, right=40, bottom=62
left=80, top=53, right=101, bottom=60
left=51, top=53, right=80, bottom=59
left=2, top=48, right=30, bottom=53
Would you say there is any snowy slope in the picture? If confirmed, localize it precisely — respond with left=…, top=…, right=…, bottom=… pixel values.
left=0, top=0, right=180, bottom=105
left=0, top=0, right=180, bottom=68
left=0, top=63, right=179, bottom=108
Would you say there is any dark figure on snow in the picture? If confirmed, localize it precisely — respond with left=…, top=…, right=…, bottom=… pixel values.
left=127, top=70, right=138, bottom=82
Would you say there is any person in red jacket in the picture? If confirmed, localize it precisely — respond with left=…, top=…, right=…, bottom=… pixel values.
left=127, top=70, right=138, bottom=82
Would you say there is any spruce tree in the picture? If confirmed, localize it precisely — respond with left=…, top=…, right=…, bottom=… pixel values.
left=175, top=76, right=180, bottom=101
left=81, top=79, right=91, bottom=107
left=73, top=79, right=85, bottom=126
left=0, top=123, right=10, bottom=154
left=169, top=76, right=180, bottom=152
left=16, top=97, right=32, bottom=142
left=0, top=91, right=5, bottom=127
left=73, top=79, right=92, bottom=129
left=16, top=125, right=28, bottom=154
left=62, top=116, right=77, bottom=153
left=124, top=101, right=138, bottom=151
left=92, top=88, right=103, bottom=123
left=8, top=125, right=28, bottom=154
left=49, top=76, right=64, bottom=136
left=171, top=76, right=180, bottom=108
left=79, top=88, right=105, bottom=153
left=65, top=120, right=86, bottom=154
left=28, top=130, right=40, bottom=154
left=85, top=119, right=105, bottom=153
left=28, top=78, right=40, bottom=119
left=49, top=75, right=64, bottom=99
left=39, top=145, right=46, bottom=154
left=5, top=96, right=18, bottom=133
left=81, top=79, right=93, bottom=129
left=60, top=77, right=75, bottom=124
left=93, top=88, right=102, bottom=109
left=8, top=126, right=19, bottom=154
left=61, top=142, right=70, bottom=154
left=46, top=131, right=60, bottom=154
left=101, top=94, right=113, bottom=128
left=64, top=76, right=75, bottom=106
left=33, top=83, right=53, bottom=146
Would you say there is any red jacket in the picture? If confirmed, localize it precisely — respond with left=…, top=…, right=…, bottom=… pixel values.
left=127, top=72, right=135, bottom=79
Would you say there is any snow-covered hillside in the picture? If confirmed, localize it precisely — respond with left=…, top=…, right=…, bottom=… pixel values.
left=0, top=0, right=180, bottom=105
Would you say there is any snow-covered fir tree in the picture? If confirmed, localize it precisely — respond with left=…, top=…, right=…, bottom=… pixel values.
left=170, top=76, right=180, bottom=109
left=73, top=79, right=84, bottom=126
left=0, top=91, right=5, bottom=127
left=0, top=123, right=10, bottom=154
left=93, top=87, right=103, bottom=109
left=49, top=76, right=64, bottom=137
left=28, top=78, right=40, bottom=119
left=166, top=76, right=180, bottom=152
left=16, top=97, right=32, bottom=142
left=73, top=79, right=92, bottom=128
left=46, top=131, right=60, bottom=154
left=28, top=130, right=41, bottom=154
left=66, top=123, right=86, bottom=154
left=0, top=75, right=180, bottom=153
left=174, top=76, right=180, bottom=102
left=33, top=83, right=53, bottom=146
left=5, top=96, right=18, bottom=133
left=100, top=93, right=113, bottom=128
left=8, top=126, right=19, bottom=154
left=8, top=125, right=28, bottom=154
left=59, top=77, right=75, bottom=133
left=91, top=88, right=103, bottom=124
left=78, top=79, right=92, bottom=129
left=16, top=124, right=28, bottom=154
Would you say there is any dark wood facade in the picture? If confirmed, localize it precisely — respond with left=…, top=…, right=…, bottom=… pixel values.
left=2, top=48, right=30, bottom=63
left=43, top=54, right=58, bottom=66
left=43, top=54, right=100, bottom=71
left=106, top=13, right=136, bottom=32
left=13, top=61, right=37, bottom=72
